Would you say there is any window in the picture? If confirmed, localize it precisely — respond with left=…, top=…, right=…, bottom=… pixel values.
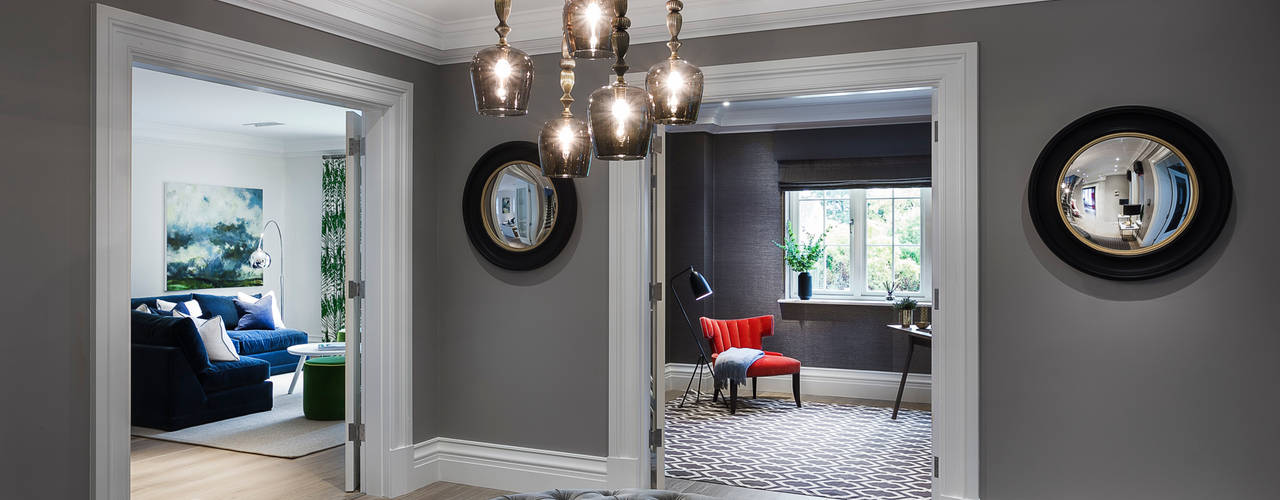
left=785, top=187, right=931, bottom=299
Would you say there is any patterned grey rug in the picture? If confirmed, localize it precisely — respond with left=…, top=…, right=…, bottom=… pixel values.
left=132, top=391, right=344, bottom=458
left=664, top=397, right=932, bottom=499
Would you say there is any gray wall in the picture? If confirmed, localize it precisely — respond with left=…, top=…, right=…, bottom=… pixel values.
left=0, top=1, right=438, bottom=498
left=665, top=125, right=932, bottom=375
left=430, top=0, right=1279, bottom=497
left=2, top=0, right=1277, bottom=498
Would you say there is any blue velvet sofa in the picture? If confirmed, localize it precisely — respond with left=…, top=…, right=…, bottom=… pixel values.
left=131, top=293, right=309, bottom=376
left=131, top=293, right=310, bottom=430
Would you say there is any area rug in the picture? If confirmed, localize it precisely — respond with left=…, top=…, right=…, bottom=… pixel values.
left=664, top=397, right=932, bottom=499
left=132, top=392, right=344, bottom=458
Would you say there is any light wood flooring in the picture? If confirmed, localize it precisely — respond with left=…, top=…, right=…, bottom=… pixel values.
left=131, top=437, right=512, bottom=500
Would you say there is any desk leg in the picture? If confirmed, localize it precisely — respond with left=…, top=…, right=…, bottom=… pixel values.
left=892, top=340, right=915, bottom=420
left=288, top=355, right=308, bottom=395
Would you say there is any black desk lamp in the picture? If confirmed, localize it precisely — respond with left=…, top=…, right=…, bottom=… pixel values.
left=670, top=265, right=714, bottom=407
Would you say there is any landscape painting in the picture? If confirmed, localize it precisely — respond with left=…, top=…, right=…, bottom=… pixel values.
left=165, top=182, right=264, bottom=291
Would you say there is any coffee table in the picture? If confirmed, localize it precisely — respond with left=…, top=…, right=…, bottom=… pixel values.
left=285, top=342, right=345, bottom=394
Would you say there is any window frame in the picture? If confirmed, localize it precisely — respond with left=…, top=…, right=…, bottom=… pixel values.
left=784, top=187, right=931, bottom=300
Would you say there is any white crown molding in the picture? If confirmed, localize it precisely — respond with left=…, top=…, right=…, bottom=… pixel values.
left=133, top=120, right=347, bottom=156
left=665, top=363, right=932, bottom=404
left=218, top=0, right=1049, bottom=64
left=410, top=437, right=608, bottom=494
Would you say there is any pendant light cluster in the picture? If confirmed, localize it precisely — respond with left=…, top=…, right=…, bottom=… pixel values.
left=470, top=0, right=705, bottom=178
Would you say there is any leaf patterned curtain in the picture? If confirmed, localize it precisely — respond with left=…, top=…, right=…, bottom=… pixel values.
left=320, top=156, right=346, bottom=342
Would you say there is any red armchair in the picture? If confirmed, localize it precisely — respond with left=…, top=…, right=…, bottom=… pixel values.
left=700, top=315, right=801, bottom=414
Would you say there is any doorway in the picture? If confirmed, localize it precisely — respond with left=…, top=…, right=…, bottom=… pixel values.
left=93, top=6, right=415, bottom=499
left=607, top=44, right=980, bottom=500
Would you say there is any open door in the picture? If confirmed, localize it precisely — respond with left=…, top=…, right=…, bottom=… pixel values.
left=649, top=128, right=667, bottom=489
left=344, top=110, right=364, bottom=492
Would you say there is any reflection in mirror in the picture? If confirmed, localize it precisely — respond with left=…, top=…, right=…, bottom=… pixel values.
left=1057, top=134, right=1197, bottom=255
left=482, top=162, right=559, bottom=251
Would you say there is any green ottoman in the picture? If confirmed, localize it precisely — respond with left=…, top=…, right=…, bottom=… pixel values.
left=302, top=355, right=345, bottom=420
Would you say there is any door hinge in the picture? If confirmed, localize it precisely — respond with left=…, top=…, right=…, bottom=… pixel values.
left=933, top=121, right=939, bottom=142
left=933, top=288, right=940, bottom=310
left=347, top=137, right=363, bottom=157
left=348, top=422, right=365, bottom=442
left=650, top=428, right=664, bottom=448
left=649, top=282, right=663, bottom=303
left=348, top=280, right=366, bottom=299
left=650, top=135, right=663, bottom=154
left=933, top=456, right=939, bottom=478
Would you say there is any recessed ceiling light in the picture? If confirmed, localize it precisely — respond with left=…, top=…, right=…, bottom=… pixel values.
left=721, top=101, right=731, bottom=107
left=243, top=121, right=285, bottom=127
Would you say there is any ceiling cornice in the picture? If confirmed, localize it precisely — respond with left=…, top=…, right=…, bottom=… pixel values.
left=220, top=0, right=1049, bottom=65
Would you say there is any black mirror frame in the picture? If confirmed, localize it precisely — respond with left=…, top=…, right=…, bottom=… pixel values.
left=1028, top=106, right=1232, bottom=280
left=463, top=141, right=578, bottom=271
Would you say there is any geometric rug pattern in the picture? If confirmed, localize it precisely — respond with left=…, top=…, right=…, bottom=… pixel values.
left=665, top=397, right=932, bottom=499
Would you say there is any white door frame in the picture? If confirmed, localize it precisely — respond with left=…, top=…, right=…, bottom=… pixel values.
left=609, top=43, right=980, bottom=500
left=92, top=6, right=415, bottom=498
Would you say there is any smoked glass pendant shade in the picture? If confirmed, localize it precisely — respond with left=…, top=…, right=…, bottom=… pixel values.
left=564, top=0, right=614, bottom=59
left=470, top=45, right=534, bottom=116
left=646, top=58, right=703, bottom=125
left=588, top=83, right=653, bottom=160
left=539, top=116, right=592, bottom=177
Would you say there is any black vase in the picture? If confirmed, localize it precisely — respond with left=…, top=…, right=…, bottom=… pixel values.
left=797, top=271, right=813, bottom=300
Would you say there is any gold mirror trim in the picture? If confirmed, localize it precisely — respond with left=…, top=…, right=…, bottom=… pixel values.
left=1055, top=132, right=1200, bottom=256
left=480, top=161, right=560, bottom=253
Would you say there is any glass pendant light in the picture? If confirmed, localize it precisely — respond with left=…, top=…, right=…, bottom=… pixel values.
left=564, top=0, right=614, bottom=59
left=470, top=0, right=534, bottom=116
left=539, top=36, right=593, bottom=178
left=588, top=0, right=653, bottom=160
left=646, top=0, right=703, bottom=125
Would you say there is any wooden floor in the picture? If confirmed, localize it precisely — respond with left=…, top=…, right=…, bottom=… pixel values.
left=131, top=437, right=512, bottom=500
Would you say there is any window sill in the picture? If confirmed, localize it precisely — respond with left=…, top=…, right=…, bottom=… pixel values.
left=778, top=298, right=932, bottom=307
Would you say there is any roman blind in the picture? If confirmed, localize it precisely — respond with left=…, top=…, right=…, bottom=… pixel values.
left=777, top=155, right=931, bottom=191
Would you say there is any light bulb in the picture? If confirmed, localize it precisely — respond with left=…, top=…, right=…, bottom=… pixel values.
left=558, top=125, right=574, bottom=156
left=494, top=58, right=512, bottom=79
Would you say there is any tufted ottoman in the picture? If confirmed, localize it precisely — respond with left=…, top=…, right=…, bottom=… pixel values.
left=494, top=489, right=718, bottom=500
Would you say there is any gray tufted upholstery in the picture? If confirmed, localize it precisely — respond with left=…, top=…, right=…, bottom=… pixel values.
left=493, top=489, right=718, bottom=500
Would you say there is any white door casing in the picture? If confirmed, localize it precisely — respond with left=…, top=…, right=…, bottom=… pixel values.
left=610, top=44, right=980, bottom=500
left=92, top=6, right=415, bottom=498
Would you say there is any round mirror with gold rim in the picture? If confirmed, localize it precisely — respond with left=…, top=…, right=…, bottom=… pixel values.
left=1030, top=107, right=1232, bottom=280
left=463, top=141, right=577, bottom=271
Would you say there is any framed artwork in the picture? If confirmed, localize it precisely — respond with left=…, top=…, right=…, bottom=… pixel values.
left=1081, top=186, right=1096, bottom=212
left=164, top=182, right=264, bottom=290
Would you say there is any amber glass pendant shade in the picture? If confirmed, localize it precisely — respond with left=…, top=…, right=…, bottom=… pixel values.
left=564, top=0, right=615, bottom=59
left=647, top=58, right=703, bottom=125
left=588, top=83, right=653, bottom=160
left=470, top=0, right=534, bottom=116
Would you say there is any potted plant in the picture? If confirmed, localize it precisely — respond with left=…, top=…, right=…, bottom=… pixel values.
left=893, top=297, right=918, bottom=327
left=773, top=222, right=826, bottom=300
left=882, top=278, right=901, bottom=301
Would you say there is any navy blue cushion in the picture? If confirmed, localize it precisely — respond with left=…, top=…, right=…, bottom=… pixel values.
left=197, top=356, right=270, bottom=392
left=130, top=293, right=194, bottom=312
left=130, top=310, right=212, bottom=374
left=234, top=295, right=276, bottom=330
left=227, top=329, right=308, bottom=355
left=193, top=293, right=257, bottom=330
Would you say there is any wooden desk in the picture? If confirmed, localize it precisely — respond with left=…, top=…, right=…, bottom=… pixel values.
left=885, top=324, right=933, bottom=419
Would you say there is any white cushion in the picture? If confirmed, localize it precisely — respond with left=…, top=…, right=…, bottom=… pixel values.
left=177, top=311, right=240, bottom=362
left=236, top=290, right=285, bottom=329
left=156, top=298, right=203, bottom=318
left=134, top=304, right=152, bottom=314
left=182, top=299, right=202, bottom=318
left=155, top=298, right=179, bottom=313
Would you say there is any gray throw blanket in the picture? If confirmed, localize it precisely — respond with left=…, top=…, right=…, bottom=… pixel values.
left=713, top=347, right=765, bottom=386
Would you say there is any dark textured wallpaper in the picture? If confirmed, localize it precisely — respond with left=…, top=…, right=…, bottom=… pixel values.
left=665, top=125, right=931, bottom=374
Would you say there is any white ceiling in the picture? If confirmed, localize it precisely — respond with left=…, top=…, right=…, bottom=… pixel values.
left=217, top=0, right=1050, bottom=64
left=687, top=87, right=933, bottom=133
left=132, top=67, right=357, bottom=152
left=1068, top=136, right=1169, bottom=182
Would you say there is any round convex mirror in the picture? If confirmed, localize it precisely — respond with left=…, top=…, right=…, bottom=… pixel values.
left=463, top=141, right=577, bottom=271
left=482, top=162, right=559, bottom=251
left=1057, top=134, right=1197, bottom=255
left=1029, top=106, right=1232, bottom=280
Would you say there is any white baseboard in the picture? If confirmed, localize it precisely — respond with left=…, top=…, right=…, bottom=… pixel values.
left=665, top=363, right=931, bottom=404
left=410, top=437, right=608, bottom=494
